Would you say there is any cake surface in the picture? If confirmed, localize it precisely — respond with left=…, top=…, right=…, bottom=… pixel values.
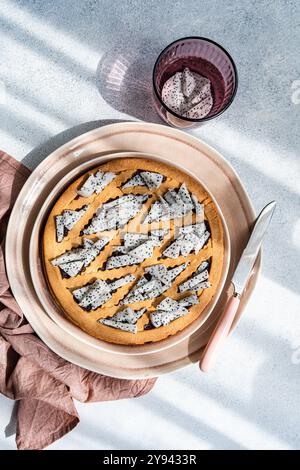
left=43, top=158, right=224, bottom=345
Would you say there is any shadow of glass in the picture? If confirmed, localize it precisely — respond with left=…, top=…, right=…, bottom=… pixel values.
left=96, top=42, right=163, bottom=124
left=21, top=119, right=130, bottom=169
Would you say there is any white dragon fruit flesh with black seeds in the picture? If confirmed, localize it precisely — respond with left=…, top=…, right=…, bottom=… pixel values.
left=106, top=232, right=166, bottom=269
left=113, top=307, right=146, bottom=324
left=163, top=223, right=210, bottom=258
left=83, top=194, right=148, bottom=234
left=122, top=171, right=164, bottom=190
left=150, top=293, right=199, bottom=328
left=99, top=306, right=146, bottom=333
left=55, top=205, right=89, bottom=242
left=161, top=67, right=213, bottom=119
left=99, top=318, right=137, bottom=333
left=51, top=236, right=111, bottom=277
left=143, top=184, right=199, bottom=223
left=77, top=171, right=116, bottom=197
left=179, top=267, right=210, bottom=293
left=121, top=263, right=188, bottom=305
left=72, top=274, right=136, bottom=310
left=140, top=171, right=164, bottom=189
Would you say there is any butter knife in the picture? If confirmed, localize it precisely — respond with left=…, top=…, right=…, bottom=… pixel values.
left=200, top=201, right=276, bottom=372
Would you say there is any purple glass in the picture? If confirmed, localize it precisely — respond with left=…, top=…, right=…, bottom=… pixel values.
left=152, top=37, right=238, bottom=128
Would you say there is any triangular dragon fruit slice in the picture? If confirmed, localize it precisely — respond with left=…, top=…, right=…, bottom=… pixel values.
left=180, top=232, right=200, bottom=256
left=90, top=291, right=112, bottom=310
left=128, top=239, right=157, bottom=259
left=163, top=189, right=181, bottom=206
left=94, top=236, right=111, bottom=250
left=182, top=67, right=196, bottom=98
left=168, top=263, right=188, bottom=281
left=63, top=206, right=89, bottom=231
left=194, top=230, right=210, bottom=253
left=51, top=247, right=84, bottom=266
left=144, top=264, right=170, bottom=286
left=140, top=171, right=164, bottom=189
left=120, top=278, right=164, bottom=304
left=122, top=173, right=146, bottom=189
left=77, top=171, right=115, bottom=197
left=178, top=294, right=199, bottom=307
left=51, top=236, right=110, bottom=276
left=123, top=232, right=148, bottom=249
left=144, top=185, right=197, bottom=223
left=158, top=195, right=171, bottom=215
left=150, top=293, right=198, bottom=328
left=59, top=260, right=85, bottom=278
left=55, top=215, right=65, bottom=243
left=143, top=200, right=164, bottom=224
left=165, top=224, right=209, bottom=258
left=191, top=194, right=204, bottom=219
left=134, top=279, right=159, bottom=296
left=112, top=307, right=146, bottom=324
left=150, top=308, right=186, bottom=328
left=179, top=269, right=209, bottom=293
left=178, top=183, right=193, bottom=208
left=72, top=285, right=90, bottom=302
left=78, top=279, right=111, bottom=309
left=197, top=260, right=210, bottom=273
left=120, top=262, right=187, bottom=305
left=55, top=206, right=89, bottom=242
left=162, top=238, right=183, bottom=259
left=83, top=195, right=148, bottom=234
left=77, top=174, right=97, bottom=197
left=193, top=280, right=211, bottom=290
left=178, top=222, right=205, bottom=237
left=145, top=262, right=188, bottom=284
left=156, top=297, right=187, bottom=313
left=108, top=274, right=136, bottom=291
left=107, top=235, right=161, bottom=268
left=106, top=254, right=138, bottom=269
left=81, top=239, right=108, bottom=267
left=73, top=274, right=135, bottom=310
left=99, top=318, right=137, bottom=333
left=94, top=171, right=116, bottom=194
left=162, top=71, right=186, bottom=114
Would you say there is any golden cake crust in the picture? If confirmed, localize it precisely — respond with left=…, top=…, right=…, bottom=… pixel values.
left=43, top=158, right=224, bottom=345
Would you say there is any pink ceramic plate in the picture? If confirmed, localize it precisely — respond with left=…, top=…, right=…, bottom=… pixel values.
left=29, top=151, right=230, bottom=356
left=5, top=122, right=260, bottom=378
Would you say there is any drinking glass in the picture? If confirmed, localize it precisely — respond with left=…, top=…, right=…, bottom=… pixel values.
left=152, top=37, right=238, bottom=128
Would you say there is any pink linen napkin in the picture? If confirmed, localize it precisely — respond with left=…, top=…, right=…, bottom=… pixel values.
left=0, top=151, right=156, bottom=450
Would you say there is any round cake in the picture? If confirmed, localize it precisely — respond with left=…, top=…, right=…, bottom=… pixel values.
left=43, top=158, right=224, bottom=345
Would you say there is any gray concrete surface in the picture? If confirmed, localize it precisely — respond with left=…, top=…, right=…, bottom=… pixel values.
left=0, top=0, right=299, bottom=450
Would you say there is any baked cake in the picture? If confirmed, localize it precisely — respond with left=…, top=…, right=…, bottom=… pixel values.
left=43, top=158, right=224, bottom=345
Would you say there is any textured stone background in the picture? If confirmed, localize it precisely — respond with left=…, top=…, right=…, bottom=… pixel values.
left=0, top=0, right=299, bottom=449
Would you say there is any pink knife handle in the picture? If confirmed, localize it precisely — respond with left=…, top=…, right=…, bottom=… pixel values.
left=200, top=294, right=240, bottom=372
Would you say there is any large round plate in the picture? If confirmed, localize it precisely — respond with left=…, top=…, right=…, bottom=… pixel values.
left=29, top=151, right=230, bottom=355
left=6, top=122, right=260, bottom=378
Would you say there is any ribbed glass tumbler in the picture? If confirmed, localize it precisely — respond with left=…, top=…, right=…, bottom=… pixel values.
left=152, top=37, right=238, bottom=128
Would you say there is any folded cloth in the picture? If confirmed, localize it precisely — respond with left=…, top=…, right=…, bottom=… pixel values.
left=0, top=151, right=156, bottom=450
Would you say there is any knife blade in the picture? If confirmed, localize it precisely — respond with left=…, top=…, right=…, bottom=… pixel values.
left=200, top=200, right=276, bottom=372
left=231, top=200, right=276, bottom=296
